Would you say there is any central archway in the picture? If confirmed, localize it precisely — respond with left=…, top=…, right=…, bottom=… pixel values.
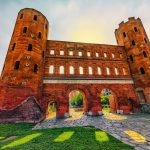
left=100, top=88, right=117, bottom=113
left=68, top=89, right=87, bottom=117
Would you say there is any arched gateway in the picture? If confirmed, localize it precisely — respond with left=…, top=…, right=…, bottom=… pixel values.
left=43, top=79, right=138, bottom=118
left=2, top=8, right=149, bottom=123
left=100, top=88, right=117, bottom=113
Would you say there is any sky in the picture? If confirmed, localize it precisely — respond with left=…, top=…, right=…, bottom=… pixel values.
left=0, top=0, right=150, bottom=74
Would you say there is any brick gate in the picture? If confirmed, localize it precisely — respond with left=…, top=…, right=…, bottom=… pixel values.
left=43, top=79, right=138, bottom=118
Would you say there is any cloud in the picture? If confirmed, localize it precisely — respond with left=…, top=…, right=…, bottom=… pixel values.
left=0, top=0, right=150, bottom=74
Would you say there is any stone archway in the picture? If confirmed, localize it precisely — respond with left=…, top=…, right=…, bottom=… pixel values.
left=46, top=101, right=57, bottom=120
left=100, top=88, right=117, bottom=113
left=43, top=83, right=138, bottom=118
left=65, top=85, right=103, bottom=116
left=66, top=86, right=88, bottom=116
left=68, top=90, right=85, bottom=118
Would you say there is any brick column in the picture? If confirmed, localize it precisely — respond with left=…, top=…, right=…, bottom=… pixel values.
left=56, top=96, right=69, bottom=118
left=87, top=97, right=102, bottom=116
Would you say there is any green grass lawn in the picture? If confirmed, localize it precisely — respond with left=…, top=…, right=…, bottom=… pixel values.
left=0, top=123, right=134, bottom=150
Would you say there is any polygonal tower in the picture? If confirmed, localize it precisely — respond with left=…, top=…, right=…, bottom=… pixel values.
left=115, top=17, right=150, bottom=104
left=1, top=8, right=49, bottom=98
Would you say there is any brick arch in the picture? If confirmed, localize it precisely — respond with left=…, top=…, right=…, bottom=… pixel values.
left=41, top=91, right=57, bottom=113
left=45, top=91, right=57, bottom=102
left=66, top=85, right=87, bottom=97
left=98, top=87, right=118, bottom=113
left=46, top=101, right=57, bottom=119
left=96, top=84, right=137, bottom=113
left=96, top=86, right=117, bottom=97
left=66, top=85, right=88, bottom=114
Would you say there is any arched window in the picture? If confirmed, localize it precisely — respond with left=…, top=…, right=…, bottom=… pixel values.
left=120, top=53, right=123, bottom=58
left=60, top=50, right=64, bottom=55
left=144, top=38, right=147, bottom=43
left=45, top=24, right=47, bottom=29
left=96, top=52, right=99, bottom=57
left=140, top=67, right=145, bottom=74
left=34, top=15, right=37, bottom=21
left=69, top=51, right=73, bottom=56
left=89, top=67, right=93, bottom=75
left=97, top=67, right=102, bottom=75
left=59, top=66, right=64, bottom=74
left=112, top=53, right=115, bottom=58
left=14, top=61, right=20, bottom=70
left=12, top=43, right=16, bottom=50
left=106, top=67, right=110, bottom=75
left=123, top=32, right=126, bottom=38
left=79, top=66, right=83, bottom=74
left=134, top=27, right=138, bottom=32
left=50, top=49, right=54, bottom=55
left=34, top=64, right=38, bottom=73
left=115, top=68, right=119, bottom=75
left=104, top=52, right=107, bottom=58
left=49, top=65, right=54, bottom=74
left=23, top=27, right=27, bottom=33
left=78, top=52, right=82, bottom=56
left=38, top=32, right=41, bottom=39
left=123, top=68, right=127, bottom=75
left=143, top=51, right=147, bottom=58
left=132, top=40, right=136, bottom=46
left=87, top=52, right=91, bottom=57
left=20, top=13, right=23, bottom=19
left=129, top=55, right=134, bottom=62
left=69, top=66, right=74, bottom=74
left=28, top=44, right=32, bottom=51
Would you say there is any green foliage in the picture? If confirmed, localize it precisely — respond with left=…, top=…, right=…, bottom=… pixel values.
left=0, top=123, right=134, bottom=150
left=101, top=95, right=110, bottom=105
left=49, top=104, right=56, bottom=112
left=70, top=92, right=83, bottom=107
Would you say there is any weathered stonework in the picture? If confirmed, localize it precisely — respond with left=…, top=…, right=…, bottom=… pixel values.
left=0, top=8, right=149, bottom=122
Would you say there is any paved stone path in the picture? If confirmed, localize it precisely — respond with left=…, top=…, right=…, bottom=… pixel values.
left=34, top=112, right=150, bottom=150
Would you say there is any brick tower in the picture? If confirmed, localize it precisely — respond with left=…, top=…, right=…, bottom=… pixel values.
left=1, top=8, right=48, bottom=92
left=115, top=17, right=150, bottom=104
left=0, top=8, right=49, bottom=122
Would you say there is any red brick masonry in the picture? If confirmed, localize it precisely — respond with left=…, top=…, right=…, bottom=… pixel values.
left=0, top=8, right=150, bottom=122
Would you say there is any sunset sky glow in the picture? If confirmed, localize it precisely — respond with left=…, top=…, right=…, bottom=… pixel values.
left=1, top=0, right=150, bottom=74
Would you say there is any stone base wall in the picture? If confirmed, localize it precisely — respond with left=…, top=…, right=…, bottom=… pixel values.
left=0, top=84, right=35, bottom=109
left=0, top=96, right=44, bottom=123
left=0, top=83, right=45, bottom=109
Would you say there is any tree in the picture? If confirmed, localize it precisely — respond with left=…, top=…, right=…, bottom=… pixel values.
left=70, top=91, right=83, bottom=107
left=101, top=95, right=110, bottom=105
